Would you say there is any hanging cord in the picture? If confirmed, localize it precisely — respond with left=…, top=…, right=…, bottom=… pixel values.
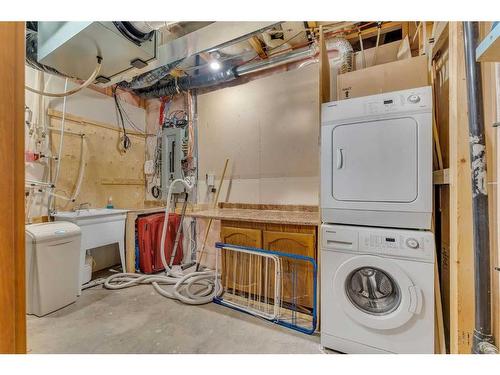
left=25, top=56, right=102, bottom=98
left=372, top=22, right=382, bottom=66
left=112, top=86, right=132, bottom=152
left=357, top=27, right=366, bottom=69
left=48, top=77, right=69, bottom=213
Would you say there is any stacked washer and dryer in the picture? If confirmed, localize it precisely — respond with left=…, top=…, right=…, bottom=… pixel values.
left=320, top=86, right=435, bottom=354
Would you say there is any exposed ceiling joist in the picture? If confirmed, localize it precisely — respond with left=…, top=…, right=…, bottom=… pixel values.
left=248, top=36, right=268, bottom=59
left=344, top=22, right=403, bottom=41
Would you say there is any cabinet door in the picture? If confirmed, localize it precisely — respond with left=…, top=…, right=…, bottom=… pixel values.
left=263, top=231, right=315, bottom=310
left=220, top=226, right=262, bottom=296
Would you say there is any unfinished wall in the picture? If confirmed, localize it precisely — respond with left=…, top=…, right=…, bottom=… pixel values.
left=25, top=66, right=147, bottom=218
left=25, top=67, right=148, bottom=272
left=197, top=64, right=319, bottom=206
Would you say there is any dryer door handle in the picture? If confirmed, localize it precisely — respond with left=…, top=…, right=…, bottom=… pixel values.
left=336, top=147, right=344, bottom=169
left=408, top=285, right=423, bottom=314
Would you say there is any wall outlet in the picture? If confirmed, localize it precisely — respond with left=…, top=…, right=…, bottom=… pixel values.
left=144, top=160, right=155, bottom=175
left=206, top=173, right=215, bottom=187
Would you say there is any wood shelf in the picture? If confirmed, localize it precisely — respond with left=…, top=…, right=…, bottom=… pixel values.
left=101, top=178, right=145, bottom=186
left=476, top=23, right=500, bottom=62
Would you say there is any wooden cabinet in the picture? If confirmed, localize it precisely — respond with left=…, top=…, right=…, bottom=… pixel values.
left=220, top=226, right=262, bottom=248
left=220, top=226, right=262, bottom=295
left=263, top=231, right=315, bottom=310
left=219, top=221, right=316, bottom=312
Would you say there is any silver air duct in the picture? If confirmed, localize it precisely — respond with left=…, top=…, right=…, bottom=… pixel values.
left=135, top=44, right=318, bottom=98
left=326, top=36, right=353, bottom=74
left=235, top=45, right=317, bottom=76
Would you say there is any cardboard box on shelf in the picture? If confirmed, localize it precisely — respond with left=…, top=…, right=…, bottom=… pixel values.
left=337, top=55, right=429, bottom=100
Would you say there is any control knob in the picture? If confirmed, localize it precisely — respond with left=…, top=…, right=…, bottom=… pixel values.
left=406, top=238, right=420, bottom=249
left=408, top=94, right=421, bottom=103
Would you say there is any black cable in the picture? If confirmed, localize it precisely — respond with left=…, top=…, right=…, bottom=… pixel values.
left=114, top=89, right=158, bottom=136
left=112, top=87, right=131, bottom=151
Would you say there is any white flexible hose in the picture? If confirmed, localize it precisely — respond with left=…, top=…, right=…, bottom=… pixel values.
left=25, top=58, right=102, bottom=98
left=104, top=178, right=221, bottom=305
left=52, top=78, right=68, bottom=188
left=69, top=136, right=86, bottom=202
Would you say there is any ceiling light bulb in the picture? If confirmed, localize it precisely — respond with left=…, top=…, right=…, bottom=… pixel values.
left=210, top=60, right=221, bottom=71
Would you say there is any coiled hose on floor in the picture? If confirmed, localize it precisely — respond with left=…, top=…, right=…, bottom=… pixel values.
left=104, top=178, right=221, bottom=305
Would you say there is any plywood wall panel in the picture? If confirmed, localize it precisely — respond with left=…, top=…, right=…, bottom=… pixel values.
left=48, top=113, right=147, bottom=211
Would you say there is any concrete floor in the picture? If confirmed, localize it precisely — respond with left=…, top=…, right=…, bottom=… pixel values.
left=27, top=283, right=322, bottom=354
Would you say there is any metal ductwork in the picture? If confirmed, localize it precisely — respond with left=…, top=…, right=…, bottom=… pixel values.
left=135, top=68, right=237, bottom=98
left=134, top=44, right=318, bottom=98
left=326, top=36, right=353, bottom=74
left=462, top=21, right=499, bottom=355
left=235, top=45, right=316, bottom=76
left=27, top=21, right=279, bottom=87
left=25, top=24, right=66, bottom=78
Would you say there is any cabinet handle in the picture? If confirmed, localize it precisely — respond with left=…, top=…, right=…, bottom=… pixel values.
left=336, top=147, right=344, bottom=169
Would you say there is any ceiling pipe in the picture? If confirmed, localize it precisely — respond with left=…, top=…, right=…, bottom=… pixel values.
left=134, top=44, right=318, bottom=98
left=235, top=45, right=316, bottom=76
left=462, top=21, right=499, bottom=355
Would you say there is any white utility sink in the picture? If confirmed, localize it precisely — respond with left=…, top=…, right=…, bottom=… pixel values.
left=54, top=208, right=128, bottom=295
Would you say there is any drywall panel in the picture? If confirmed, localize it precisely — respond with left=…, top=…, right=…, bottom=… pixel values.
left=197, top=64, right=319, bottom=205
left=197, top=177, right=318, bottom=206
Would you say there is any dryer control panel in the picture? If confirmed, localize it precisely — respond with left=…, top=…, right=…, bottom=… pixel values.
left=321, top=224, right=435, bottom=263
left=321, top=86, right=432, bottom=125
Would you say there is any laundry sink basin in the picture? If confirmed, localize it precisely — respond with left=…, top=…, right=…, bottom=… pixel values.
left=55, top=208, right=128, bottom=220
left=54, top=208, right=128, bottom=294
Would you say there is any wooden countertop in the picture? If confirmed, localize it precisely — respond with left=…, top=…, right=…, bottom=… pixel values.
left=187, top=207, right=319, bottom=226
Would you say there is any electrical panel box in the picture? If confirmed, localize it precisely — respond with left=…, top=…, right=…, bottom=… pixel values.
left=161, top=127, right=185, bottom=195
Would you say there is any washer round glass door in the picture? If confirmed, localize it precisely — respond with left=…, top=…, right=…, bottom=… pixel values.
left=346, top=266, right=401, bottom=315
left=333, top=255, right=422, bottom=330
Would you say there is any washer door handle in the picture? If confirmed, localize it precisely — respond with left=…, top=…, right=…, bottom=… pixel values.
left=408, top=285, right=422, bottom=314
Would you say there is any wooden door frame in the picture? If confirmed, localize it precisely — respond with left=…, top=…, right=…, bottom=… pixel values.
left=0, top=21, right=26, bottom=354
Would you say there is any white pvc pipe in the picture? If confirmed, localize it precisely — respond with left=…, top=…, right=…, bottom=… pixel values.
left=25, top=58, right=102, bottom=98
left=69, top=136, right=87, bottom=202
left=52, top=78, right=68, bottom=190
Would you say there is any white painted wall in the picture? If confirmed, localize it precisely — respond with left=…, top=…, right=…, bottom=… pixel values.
left=197, top=64, right=320, bottom=206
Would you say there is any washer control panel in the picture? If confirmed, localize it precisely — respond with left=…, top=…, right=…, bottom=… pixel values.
left=322, top=224, right=435, bottom=263
left=359, top=230, right=433, bottom=261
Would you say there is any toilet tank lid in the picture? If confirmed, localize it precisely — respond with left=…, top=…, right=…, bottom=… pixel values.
left=26, top=221, right=81, bottom=243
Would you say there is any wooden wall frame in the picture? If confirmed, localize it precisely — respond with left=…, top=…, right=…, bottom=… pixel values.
left=0, top=22, right=26, bottom=354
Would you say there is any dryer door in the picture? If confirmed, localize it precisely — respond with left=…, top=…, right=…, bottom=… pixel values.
left=331, top=117, right=418, bottom=203
left=333, top=255, right=422, bottom=330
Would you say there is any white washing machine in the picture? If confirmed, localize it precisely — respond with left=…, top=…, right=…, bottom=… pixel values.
left=320, top=224, right=435, bottom=354
left=321, top=86, right=433, bottom=229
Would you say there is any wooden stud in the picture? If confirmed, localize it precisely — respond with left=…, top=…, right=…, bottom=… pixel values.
left=343, top=22, right=402, bottom=42
left=448, top=22, right=475, bottom=354
left=248, top=36, right=267, bottom=59
left=0, top=22, right=26, bottom=354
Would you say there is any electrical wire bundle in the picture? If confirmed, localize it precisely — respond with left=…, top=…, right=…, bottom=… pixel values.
left=112, top=87, right=132, bottom=152
left=164, top=109, right=189, bottom=128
